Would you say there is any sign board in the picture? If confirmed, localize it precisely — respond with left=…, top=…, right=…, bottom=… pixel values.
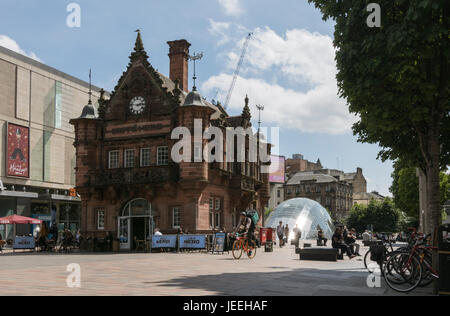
left=6, top=123, right=30, bottom=178
left=13, top=236, right=35, bottom=249
left=213, top=232, right=226, bottom=253
left=269, top=155, right=285, bottom=184
left=152, top=235, right=177, bottom=248
left=179, top=235, right=206, bottom=249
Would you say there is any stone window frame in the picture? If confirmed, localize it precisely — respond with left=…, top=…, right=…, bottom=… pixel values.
left=140, top=148, right=151, bottom=167
left=97, top=209, right=105, bottom=231
left=108, top=151, right=120, bottom=169
left=215, top=197, right=222, bottom=211
left=157, top=146, right=169, bottom=166
left=172, top=206, right=182, bottom=229
left=124, top=149, right=135, bottom=168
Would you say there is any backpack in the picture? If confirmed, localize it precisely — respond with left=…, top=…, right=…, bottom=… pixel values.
left=245, top=210, right=259, bottom=228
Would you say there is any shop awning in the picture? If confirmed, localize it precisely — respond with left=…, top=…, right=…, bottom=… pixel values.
left=0, top=215, right=43, bottom=225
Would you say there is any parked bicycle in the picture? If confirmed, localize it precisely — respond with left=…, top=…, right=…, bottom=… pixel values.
left=382, top=233, right=439, bottom=293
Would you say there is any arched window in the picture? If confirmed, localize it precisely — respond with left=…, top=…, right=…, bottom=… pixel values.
left=121, top=199, right=152, bottom=217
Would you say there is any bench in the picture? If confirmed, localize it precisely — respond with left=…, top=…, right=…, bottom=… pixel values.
left=298, top=247, right=339, bottom=262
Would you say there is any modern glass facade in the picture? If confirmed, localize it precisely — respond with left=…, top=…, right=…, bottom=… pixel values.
left=265, top=198, right=334, bottom=240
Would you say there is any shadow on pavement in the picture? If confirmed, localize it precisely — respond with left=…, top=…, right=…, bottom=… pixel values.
left=149, top=267, right=433, bottom=296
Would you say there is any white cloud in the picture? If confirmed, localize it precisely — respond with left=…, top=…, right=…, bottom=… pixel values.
left=218, top=0, right=244, bottom=17
left=0, top=35, right=41, bottom=62
left=202, top=26, right=356, bottom=135
left=208, top=19, right=231, bottom=46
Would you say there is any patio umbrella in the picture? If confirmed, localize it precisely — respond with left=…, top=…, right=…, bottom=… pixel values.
left=0, top=215, right=42, bottom=225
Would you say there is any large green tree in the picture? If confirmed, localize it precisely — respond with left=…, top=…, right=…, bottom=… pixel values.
left=346, top=199, right=401, bottom=233
left=390, top=159, right=420, bottom=219
left=309, top=0, right=449, bottom=234
left=390, top=159, right=450, bottom=222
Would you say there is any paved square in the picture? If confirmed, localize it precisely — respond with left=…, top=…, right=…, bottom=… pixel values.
left=0, top=244, right=433, bottom=296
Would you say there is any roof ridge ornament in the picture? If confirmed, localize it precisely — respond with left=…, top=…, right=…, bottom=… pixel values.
left=130, top=29, right=149, bottom=62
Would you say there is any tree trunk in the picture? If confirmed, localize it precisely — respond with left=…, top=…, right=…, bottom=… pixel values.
left=424, top=130, right=441, bottom=236
left=417, top=168, right=428, bottom=232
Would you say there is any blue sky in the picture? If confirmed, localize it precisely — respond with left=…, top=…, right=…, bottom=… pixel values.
left=0, top=0, right=393, bottom=195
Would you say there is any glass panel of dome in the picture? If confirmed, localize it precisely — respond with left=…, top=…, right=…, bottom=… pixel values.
left=265, top=198, right=334, bottom=241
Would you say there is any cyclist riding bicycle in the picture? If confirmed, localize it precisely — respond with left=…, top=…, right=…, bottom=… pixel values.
left=236, top=211, right=255, bottom=256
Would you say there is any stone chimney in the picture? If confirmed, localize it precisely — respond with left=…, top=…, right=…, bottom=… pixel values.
left=167, top=39, right=191, bottom=93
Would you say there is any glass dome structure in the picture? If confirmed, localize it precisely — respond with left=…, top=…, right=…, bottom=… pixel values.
left=266, top=198, right=334, bottom=240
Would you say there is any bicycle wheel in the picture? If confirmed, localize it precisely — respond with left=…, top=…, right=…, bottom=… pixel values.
left=232, top=240, right=243, bottom=260
left=418, top=254, right=435, bottom=287
left=246, top=240, right=257, bottom=259
left=383, top=252, right=422, bottom=293
left=364, top=250, right=379, bottom=273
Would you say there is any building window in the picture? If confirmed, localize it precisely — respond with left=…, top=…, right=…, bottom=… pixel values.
left=232, top=210, right=238, bottom=228
left=124, top=149, right=135, bottom=168
left=214, top=213, right=220, bottom=229
left=209, top=198, right=214, bottom=210
left=295, top=186, right=300, bottom=194
left=209, top=212, right=213, bottom=228
left=172, top=207, right=181, bottom=228
left=55, top=81, right=62, bottom=129
left=157, top=146, right=169, bottom=166
left=215, top=198, right=221, bottom=211
left=97, top=210, right=105, bottom=230
left=140, top=148, right=151, bottom=167
left=108, top=151, right=119, bottom=169
left=277, top=189, right=281, bottom=198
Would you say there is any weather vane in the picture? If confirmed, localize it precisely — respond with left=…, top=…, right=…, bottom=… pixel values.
left=189, top=52, right=203, bottom=90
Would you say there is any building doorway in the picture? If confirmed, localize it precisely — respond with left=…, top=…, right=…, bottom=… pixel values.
left=118, top=199, right=153, bottom=251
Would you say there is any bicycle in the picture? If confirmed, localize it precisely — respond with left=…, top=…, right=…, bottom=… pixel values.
left=364, top=229, right=417, bottom=273
left=232, top=233, right=256, bottom=260
left=382, top=233, right=439, bottom=293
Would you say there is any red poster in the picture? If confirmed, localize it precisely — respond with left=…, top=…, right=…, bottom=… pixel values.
left=7, top=123, right=30, bottom=178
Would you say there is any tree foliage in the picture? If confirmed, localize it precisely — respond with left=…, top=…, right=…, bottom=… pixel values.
left=346, top=199, right=401, bottom=233
left=390, top=160, right=420, bottom=219
left=390, top=159, right=450, bottom=219
left=308, top=0, right=449, bottom=233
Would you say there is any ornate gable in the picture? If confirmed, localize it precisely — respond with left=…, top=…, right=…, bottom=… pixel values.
left=101, top=32, right=182, bottom=121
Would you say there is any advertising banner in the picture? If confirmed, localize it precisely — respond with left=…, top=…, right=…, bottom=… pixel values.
left=13, top=236, right=35, bottom=249
left=269, top=155, right=285, bottom=184
left=213, top=232, right=226, bottom=253
left=152, top=235, right=177, bottom=248
left=179, top=235, right=206, bottom=249
left=7, top=123, right=30, bottom=178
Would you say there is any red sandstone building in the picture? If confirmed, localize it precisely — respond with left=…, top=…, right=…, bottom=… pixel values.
left=70, top=33, right=270, bottom=250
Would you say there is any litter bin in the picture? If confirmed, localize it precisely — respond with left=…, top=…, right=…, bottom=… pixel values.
left=439, top=224, right=450, bottom=296
left=260, top=228, right=273, bottom=246
left=264, top=240, right=273, bottom=252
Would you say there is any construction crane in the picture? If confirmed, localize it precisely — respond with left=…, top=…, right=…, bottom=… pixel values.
left=224, top=32, right=253, bottom=110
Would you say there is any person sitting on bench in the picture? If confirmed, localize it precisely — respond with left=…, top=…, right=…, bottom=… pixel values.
left=345, top=228, right=361, bottom=256
left=332, top=227, right=355, bottom=259
left=317, top=228, right=328, bottom=246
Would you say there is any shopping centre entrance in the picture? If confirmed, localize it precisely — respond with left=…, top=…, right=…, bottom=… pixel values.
left=118, top=199, right=153, bottom=251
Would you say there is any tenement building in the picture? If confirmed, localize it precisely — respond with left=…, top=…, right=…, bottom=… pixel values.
left=0, top=45, right=102, bottom=240
left=285, top=154, right=322, bottom=177
left=70, top=33, right=270, bottom=250
left=284, top=171, right=353, bottom=222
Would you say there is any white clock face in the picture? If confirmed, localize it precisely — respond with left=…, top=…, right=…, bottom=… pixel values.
left=129, top=96, right=146, bottom=115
